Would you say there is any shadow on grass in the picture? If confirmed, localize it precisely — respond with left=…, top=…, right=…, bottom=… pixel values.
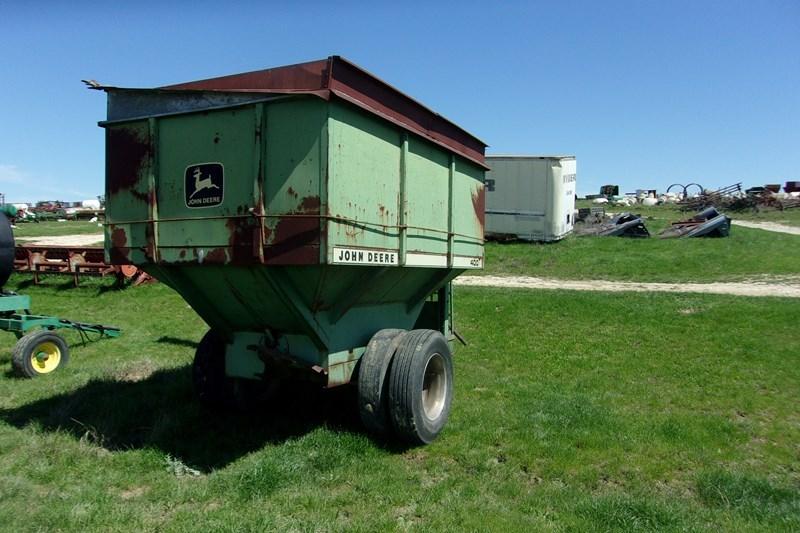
left=0, top=366, right=382, bottom=471
left=96, top=279, right=127, bottom=294
left=12, top=278, right=36, bottom=291
left=157, top=336, right=199, bottom=349
left=9, top=274, right=124, bottom=294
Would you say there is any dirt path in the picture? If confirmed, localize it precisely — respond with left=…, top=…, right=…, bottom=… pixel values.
left=732, top=220, right=800, bottom=235
left=16, top=234, right=104, bottom=246
left=455, top=275, right=800, bottom=298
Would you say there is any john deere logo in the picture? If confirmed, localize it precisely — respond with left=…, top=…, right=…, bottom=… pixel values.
left=185, top=163, right=223, bottom=208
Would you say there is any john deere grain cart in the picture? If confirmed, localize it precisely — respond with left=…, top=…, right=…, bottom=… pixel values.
left=95, top=56, right=485, bottom=444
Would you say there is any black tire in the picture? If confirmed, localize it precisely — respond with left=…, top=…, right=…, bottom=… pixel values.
left=192, top=329, right=242, bottom=410
left=12, top=330, right=70, bottom=378
left=358, top=328, right=407, bottom=435
left=192, top=329, right=278, bottom=411
left=0, top=212, right=15, bottom=288
left=388, top=329, right=453, bottom=445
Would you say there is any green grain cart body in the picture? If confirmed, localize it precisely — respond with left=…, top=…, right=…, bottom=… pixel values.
left=100, top=56, right=485, bottom=389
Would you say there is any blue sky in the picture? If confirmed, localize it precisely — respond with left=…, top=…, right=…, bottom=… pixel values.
left=0, top=0, right=797, bottom=202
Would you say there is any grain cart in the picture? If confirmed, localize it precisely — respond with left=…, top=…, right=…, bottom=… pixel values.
left=94, top=56, right=486, bottom=444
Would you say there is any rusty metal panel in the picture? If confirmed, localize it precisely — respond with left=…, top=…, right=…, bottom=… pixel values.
left=104, top=121, right=153, bottom=266
left=262, top=98, right=327, bottom=265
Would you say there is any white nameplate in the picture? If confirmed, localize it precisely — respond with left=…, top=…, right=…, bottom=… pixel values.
left=406, top=252, right=483, bottom=269
left=452, top=255, right=483, bottom=269
left=332, top=247, right=399, bottom=266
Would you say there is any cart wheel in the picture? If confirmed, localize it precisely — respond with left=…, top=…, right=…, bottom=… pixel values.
left=12, top=330, right=70, bottom=378
left=358, top=329, right=407, bottom=435
left=192, top=329, right=276, bottom=411
left=192, top=329, right=234, bottom=409
left=388, top=329, right=453, bottom=445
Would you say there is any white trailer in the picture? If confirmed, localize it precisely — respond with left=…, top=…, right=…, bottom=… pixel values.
left=484, top=155, right=576, bottom=242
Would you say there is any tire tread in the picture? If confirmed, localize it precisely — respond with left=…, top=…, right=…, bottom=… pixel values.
left=389, top=329, right=442, bottom=442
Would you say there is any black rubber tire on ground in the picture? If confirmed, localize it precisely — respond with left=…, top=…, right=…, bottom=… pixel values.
left=192, top=329, right=278, bottom=411
left=388, top=329, right=454, bottom=445
left=0, top=212, right=15, bottom=288
left=358, top=328, right=407, bottom=435
left=192, top=329, right=236, bottom=409
left=12, top=330, right=70, bottom=378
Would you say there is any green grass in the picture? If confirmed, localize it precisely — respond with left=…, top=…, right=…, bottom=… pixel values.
left=0, top=276, right=797, bottom=531
left=479, top=204, right=800, bottom=282
left=13, top=221, right=104, bottom=239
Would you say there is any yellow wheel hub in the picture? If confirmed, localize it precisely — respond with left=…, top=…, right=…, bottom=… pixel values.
left=31, top=341, right=61, bottom=374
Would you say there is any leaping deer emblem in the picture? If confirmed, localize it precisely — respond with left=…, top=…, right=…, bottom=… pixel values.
left=189, top=167, right=220, bottom=199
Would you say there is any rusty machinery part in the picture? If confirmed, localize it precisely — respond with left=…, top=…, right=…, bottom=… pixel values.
left=119, top=264, right=139, bottom=278
left=358, top=328, right=408, bottom=435
left=13, top=245, right=154, bottom=287
left=678, top=182, right=743, bottom=211
left=118, top=264, right=155, bottom=286
left=388, top=329, right=454, bottom=445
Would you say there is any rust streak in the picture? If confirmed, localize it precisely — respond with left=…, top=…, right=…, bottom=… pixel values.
left=106, top=127, right=150, bottom=197
left=108, top=227, right=131, bottom=264
left=471, top=186, right=486, bottom=230
left=299, top=195, right=321, bottom=212
left=263, top=195, right=321, bottom=264
left=205, top=248, right=228, bottom=264
left=144, top=224, right=156, bottom=261
left=226, top=216, right=257, bottom=265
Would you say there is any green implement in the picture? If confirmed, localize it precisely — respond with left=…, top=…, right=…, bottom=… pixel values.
left=96, top=56, right=485, bottom=444
left=0, top=292, right=121, bottom=378
left=0, top=211, right=121, bottom=378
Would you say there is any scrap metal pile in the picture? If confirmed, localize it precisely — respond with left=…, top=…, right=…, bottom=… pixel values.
left=587, top=181, right=799, bottom=213
left=679, top=181, right=800, bottom=212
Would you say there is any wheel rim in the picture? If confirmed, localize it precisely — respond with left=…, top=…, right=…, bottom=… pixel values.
left=421, top=352, right=447, bottom=420
left=30, top=341, right=61, bottom=374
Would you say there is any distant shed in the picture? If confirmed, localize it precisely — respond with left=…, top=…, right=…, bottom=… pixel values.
left=484, top=155, right=576, bottom=242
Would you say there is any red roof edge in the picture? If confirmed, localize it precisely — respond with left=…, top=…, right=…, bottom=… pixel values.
left=161, top=56, right=488, bottom=169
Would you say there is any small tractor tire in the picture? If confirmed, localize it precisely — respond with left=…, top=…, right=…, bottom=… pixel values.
left=12, top=330, right=70, bottom=378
